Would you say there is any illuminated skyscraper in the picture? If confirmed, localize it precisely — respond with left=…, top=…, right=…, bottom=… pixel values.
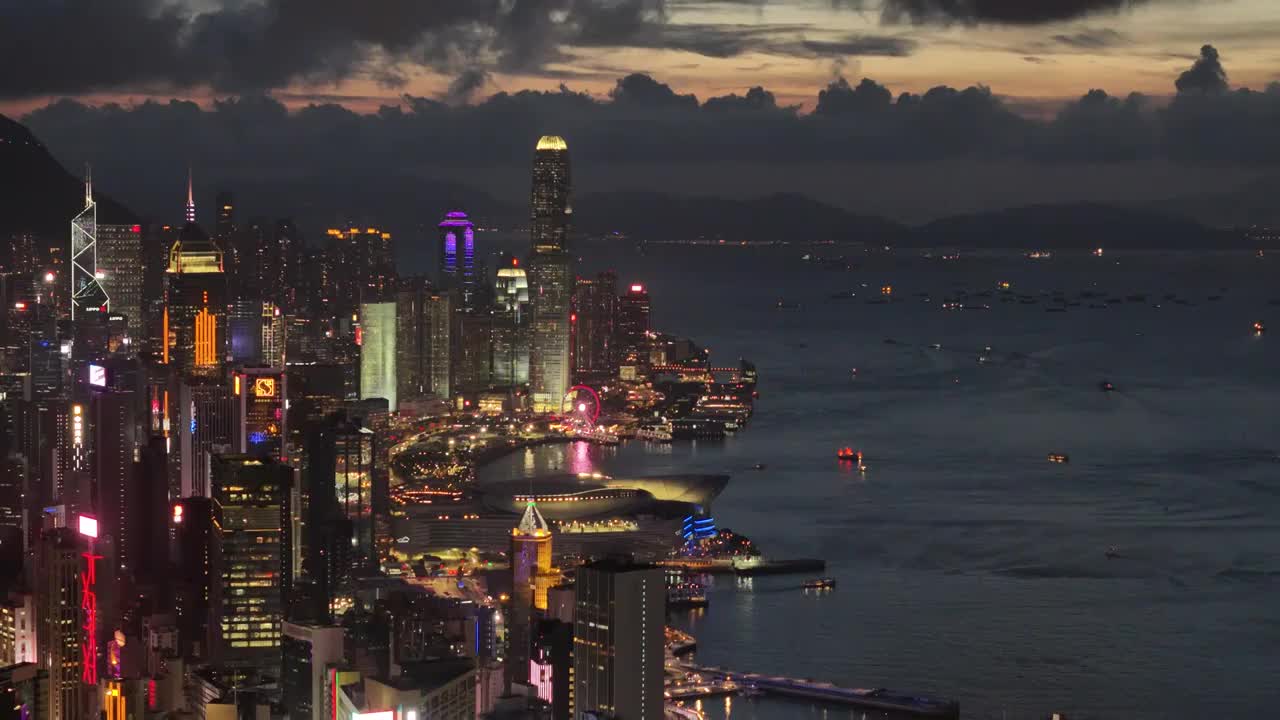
left=164, top=177, right=227, bottom=373
left=528, top=136, right=574, bottom=412
left=70, top=169, right=109, bottom=322
left=493, top=259, right=530, bottom=386
left=326, top=227, right=395, bottom=317
left=96, top=224, right=143, bottom=342
left=572, top=271, right=617, bottom=380
left=359, top=301, right=397, bottom=411
left=438, top=211, right=478, bottom=310
left=211, top=455, right=293, bottom=674
left=530, top=136, right=571, bottom=254
left=574, top=558, right=664, bottom=720
left=231, top=367, right=287, bottom=461
left=36, top=520, right=103, bottom=720
left=617, top=283, right=651, bottom=363
left=507, top=500, right=554, bottom=689
left=528, top=252, right=572, bottom=412
left=176, top=375, right=232, bottom=498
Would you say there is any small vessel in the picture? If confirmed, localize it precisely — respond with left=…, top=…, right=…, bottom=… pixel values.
left=1099, top=380, right=1115, bottom=392
left=1253, top=321, right=1265, bottom=334
left=837, top=447, right=862, bottom=462
left=776, top=299, right=800, bottom=310
left=802, top=577, right=837, bottom=590
left=1105, top=546, right=1120, bottom=559
left=1047, top=453, right=1069, bottom=464
left=752, top=463, right=767, bottom=471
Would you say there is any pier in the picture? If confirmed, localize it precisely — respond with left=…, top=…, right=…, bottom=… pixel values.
left=670, top=661, right=959, bottom=719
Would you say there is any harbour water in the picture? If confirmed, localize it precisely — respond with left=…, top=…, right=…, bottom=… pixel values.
left=478, top=243, right=1280, bottom=719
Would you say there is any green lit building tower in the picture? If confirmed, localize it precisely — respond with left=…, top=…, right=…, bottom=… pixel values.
left=210, top=455, right=293, bottom=676
left=527, top=136, right=574, bottom=413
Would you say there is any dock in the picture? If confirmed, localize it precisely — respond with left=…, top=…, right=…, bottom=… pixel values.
left=672, top=661, right=959, bottom=719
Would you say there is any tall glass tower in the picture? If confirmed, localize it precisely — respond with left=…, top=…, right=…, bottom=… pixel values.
left=528, top=136, right=574, bottom=413
left=70, top=168, right=109, bottom=320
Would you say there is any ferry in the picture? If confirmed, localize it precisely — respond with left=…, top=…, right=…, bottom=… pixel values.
left=803, top=577, right=837, bottom=590
left=1047, top=453, right=1069, bottom=464
left=635, top=425, right=673, bottom=442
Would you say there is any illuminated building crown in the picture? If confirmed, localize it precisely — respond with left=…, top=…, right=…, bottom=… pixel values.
left=515, top=500, right=550, bottom=536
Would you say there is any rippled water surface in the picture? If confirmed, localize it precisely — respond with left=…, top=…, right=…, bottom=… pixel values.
left=479, top=244, right=1280, bottom=719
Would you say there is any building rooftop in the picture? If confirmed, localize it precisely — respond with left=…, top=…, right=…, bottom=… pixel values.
left=536, top=135, right=568, bottom=151
left=515, top=500, right=550, bottom=536
left=375, top=658, right=475, bottom=691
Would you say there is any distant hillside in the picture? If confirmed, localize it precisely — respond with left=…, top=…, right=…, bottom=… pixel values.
left=0, top=114, right=136, bottom=240
left=912, top=202, right=1238, bottom=249
left=1147, top=175, right=1280, bottom=229
left=573, top=191, right=907, bottom=243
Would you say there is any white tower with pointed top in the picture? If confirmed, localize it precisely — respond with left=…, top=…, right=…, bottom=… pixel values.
left=70, top=165, right=109, bottom=320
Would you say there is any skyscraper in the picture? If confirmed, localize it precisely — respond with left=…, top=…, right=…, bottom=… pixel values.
left=572, top=271, right=617, bottom=381
left=438, top=211, right=477, bottom=310
left=96, top=224, right=143, bottom=342
left=164, top=178, right=227, bottom=374
left=507, top=501, right=555, bottom=689
left=326, top=226, right=395, bottom=318
left=359, top=301, right=397, bottom=411
left=492, top=258, right=531, bottom=387
left=36, top=521, right=102, bottom=720
left=231, top=367, right=287, bottom=461
left=528, top=253, right=573, bottom=412
left=528, top=136, right=574, bottom=412
left=210, top=455, right=293, bottom=674
left=617, top=283, right=651, bottom=364
left=70, top=170, right=109, bottom=322
left=530, top=136, right=571, bottom=255
left=573, top=558, right=664, bottom=720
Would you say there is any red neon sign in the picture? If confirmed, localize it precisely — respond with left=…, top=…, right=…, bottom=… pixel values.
left=81, top=551, right=102, bottom=684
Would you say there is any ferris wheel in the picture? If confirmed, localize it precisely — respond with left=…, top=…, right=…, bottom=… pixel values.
left=563, top=385, right=602, bottom=426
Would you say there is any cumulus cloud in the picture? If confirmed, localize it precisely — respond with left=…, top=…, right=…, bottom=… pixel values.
left=871, top=0, right=1155, bottom=25
left=0, top=0, right=918, bottom=99
left=1175, top=44, right=1229, bottom=94
left=15, top=46, right=1280, bottom=225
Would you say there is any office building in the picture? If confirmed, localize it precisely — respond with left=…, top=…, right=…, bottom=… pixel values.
left=70, top=171, right=110, bottom=323
left=97, top=224, right=144, bottom=341
left=176, top=374, right=232, bottom=498
left=0, top=593, right=36, bottom=665
left=438, top=211, right=478, bottom=309
left=528, top=252, right=573, bottom=413
left=572, top=272, right=617, bottom=380
left=507, top=501, right=555, bottom=688
left=493, top=258, right=531, bottom=386
left=573, top=558, right=664, bottom=720
left=210, top=455, right=293, bottom=673
left=365, top=659, right=476, bottom=720
left=533, top=618, right=573, bottom=720
left=36, top=522, right=101, bottom=720
left=281, top=622, right=345, bottom=720
left=334, top=422, right=378, bottom=573
left=617, top=283, right=651, bottom=363
left=88, top=380, right=137, bottom=579
left=453, top=311, right=492, bottom=394
left=359, top=301, right=397, bottom=411
left=0, top=664, right=47, bottom=720
left=231, top=367, right=287, bottom=461
left=326, top=227, right=395, bottom=317
left=530, top=136, right=571, bottom=254
left=164, top=207, right=227, bottom=373
left=261, top=302, right=285, bottom=368
left=174, top=496, right=215, bottom=661
left=528, top=136, right=574, bottom=412
left=228, top=298, right=262, bottom=365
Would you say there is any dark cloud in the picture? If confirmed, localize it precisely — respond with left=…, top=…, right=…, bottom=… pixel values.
left=865, top=0, right=1154, bottom=25
left=1175, top=44, right=1228, bottom=94
left=0, top=0, right=918, bottom=99
left=16, top=46, right=1280, bottom=229
left=815, top=77, right=894, bottom=115
left=442, top=69, right=492, bottom=105
left=1051, top=28, right=1128, bottom=49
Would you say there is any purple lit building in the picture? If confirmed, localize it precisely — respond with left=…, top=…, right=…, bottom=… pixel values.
left=438, top=211, right=476, bottom=310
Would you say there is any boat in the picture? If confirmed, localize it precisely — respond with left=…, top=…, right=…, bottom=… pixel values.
left=635, top=425, right=673, bottom=442
left=802, top=577, right=837, bottom=590
left=1098, top=380, right=1115, bottom=392
left=1047, top=453, right=1069, bottom=464
left=1105, top=546, right=1120, bottom=559
left=752, top=463, right=767, bottom=471
left=776, top=299, right=800, bottom=310
left=1253, top=321, right=1266, bottom=334
left=837, top=447, right=862, bottom=463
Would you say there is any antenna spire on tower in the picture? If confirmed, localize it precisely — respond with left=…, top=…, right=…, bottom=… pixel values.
left=185, top=165, right=196, bottom=224
left=84, top=163, right=93, bottom=207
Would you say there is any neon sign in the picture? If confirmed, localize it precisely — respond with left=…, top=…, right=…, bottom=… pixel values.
left=89, top=364, right=107, bottom=387
left=81, top=550, right=102, bottom=684
left=78, top=515, right=99, bottom=539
